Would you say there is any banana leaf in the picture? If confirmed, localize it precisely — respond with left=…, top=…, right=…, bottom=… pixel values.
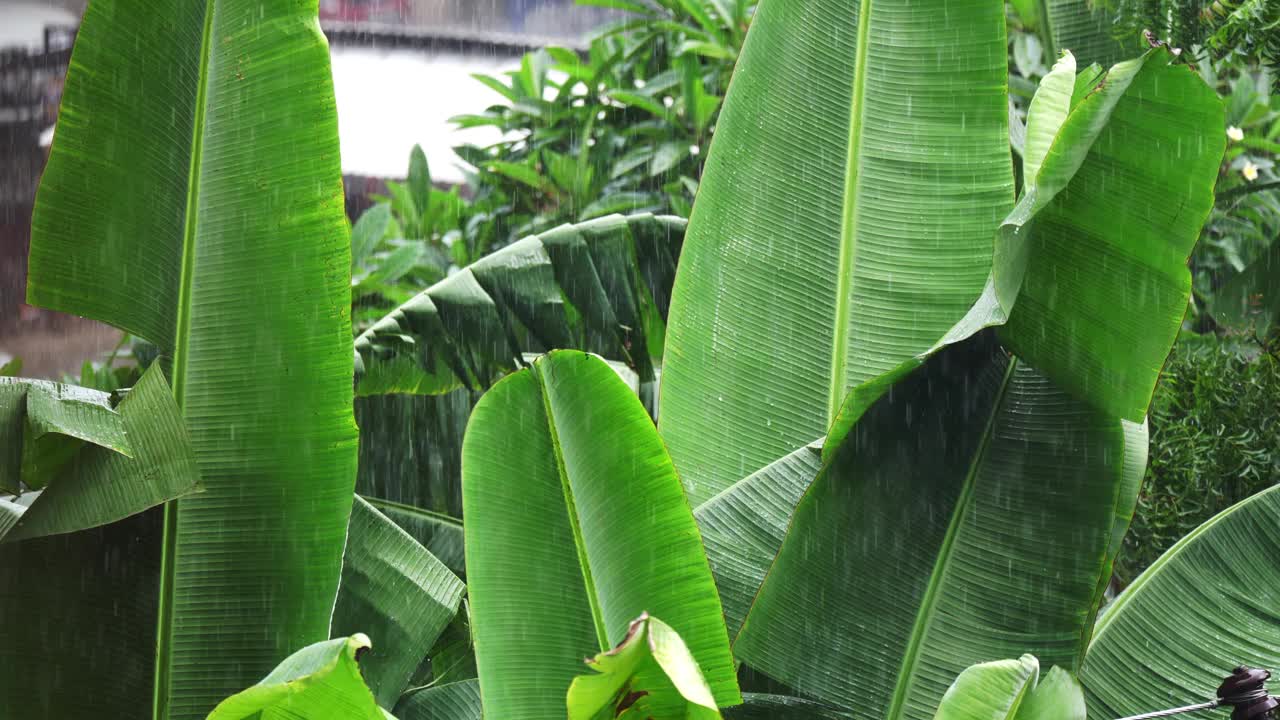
left=331, top=497, right=465, bottom=709
left=659, top=0, right=1015, bottom=505
left=394, top=680, right=481, bottom=720
left=21, top=0, right=358, bottom=716
left=567, top=614, right=721, bottom=720
left=0, top=364, right=199, bottom=542
left=205, top=635, right=387, bottom=720
left=993, top=50, right=1225, bottom=422
left=0, top=510, right=162, bottom=719
left=462, top=351, right=739, bottom=719
left=1081, top=485, right=1280, bottom=718
left=731, top=332, right=1146, bottom=718
left=354, top=213, right=684, bottom=396
left=1038, top=0, right=1134, bottom=67
left=933, top=656, right=1085, bottom=720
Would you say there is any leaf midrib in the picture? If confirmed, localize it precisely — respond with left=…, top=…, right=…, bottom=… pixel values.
left=153, top=1, right=215, bottom=717
left=826, top=0, right=875, bottom=424
left=883, top=357, right=1019, bottom=720
left=533, top=363, right=612, bottom=653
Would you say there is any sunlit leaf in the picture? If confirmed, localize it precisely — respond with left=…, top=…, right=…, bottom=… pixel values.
left=567, top=614, right=721, bottom=720
left=205, top=635, right=386, bottom=720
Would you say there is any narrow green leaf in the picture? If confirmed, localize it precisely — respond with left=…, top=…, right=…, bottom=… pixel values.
left=0, top=358, right=21, bottom=377
left=660, top=0, right=1015, bottom=505
left=353, top=204, right=394, bottom=269
left=332, top=497, right=465, bottom=709
left=1023, top=52, right=1076, bottom=184
left=463, top=352, right=740, bottom=719
left=408, top=145, right=432, bottom=218
left=205, top=636, right=385, bottom=720
left=1082, top=486, right=1280, bottom=718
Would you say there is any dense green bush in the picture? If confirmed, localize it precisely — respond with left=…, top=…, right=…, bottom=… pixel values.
left=1116, top=336, right=1280, bottom=583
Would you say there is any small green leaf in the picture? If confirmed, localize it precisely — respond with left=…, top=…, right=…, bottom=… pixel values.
left=568, top=614, right=722, bottom=720
left=205, top=635, right=387, bottom=720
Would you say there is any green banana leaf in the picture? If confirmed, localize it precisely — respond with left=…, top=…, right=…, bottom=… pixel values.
left=567, top=614, right=721, bottom=720
left=1037, top=0, right=1133, bottom=67
left=933, top=656, right=1085, bottom=720
left=732, top=333, right=1146, bottom=718
left=994, top=50, right=1226, bottom=422
left=0, top=364, right=200, bottom=542
left=331, top=497, right=465, bottom=709
left=1021, top=52, right=1077, bottom=184
left=0, top=511, right=162, bottom=719
left=1081, top=485, right=1280, bottom=717
left=205, top=635, right=387, bottom=720
left=695, top=441, right=824, bottom=638
left=354, top=358, right=642, bottom=581
left=659, top=0, right=1016, bottom=505
left=462, top=351, right=739, bottom=719
left=394, top=680, right=481, bottom=720
left=354, top=213, right=685, bottom=396
left=353, top=392, right=474, bottom=577
left=22, top=0, right=358, bottom=716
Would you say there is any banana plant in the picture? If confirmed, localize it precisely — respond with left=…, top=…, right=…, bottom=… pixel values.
left=352, top=212, right=685, bottom=578
left=354, top=212, right=685, bottom=396
left=2, top=0, right=359, bottom=717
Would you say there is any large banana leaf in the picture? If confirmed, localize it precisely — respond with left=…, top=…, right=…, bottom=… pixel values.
left=331, top=497, right=465, bottom=709
left=994, top=51, right=1225, bottom=422
left=354, top=213, right=684, bottom=396
left=659, top=0, right=1016, bottom=505
left=1081, top=485, right=1280, bottom=717
left=0, top=364, right=199, bottom=541
left=22, top=0, right=358, bottom=716
left=462, top=351, right=739, bottom=719
left=732, top=333, right=1146, bottom=718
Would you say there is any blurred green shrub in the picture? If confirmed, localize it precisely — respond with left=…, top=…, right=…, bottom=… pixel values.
left=1116, top=335, right=1280, bottom=584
